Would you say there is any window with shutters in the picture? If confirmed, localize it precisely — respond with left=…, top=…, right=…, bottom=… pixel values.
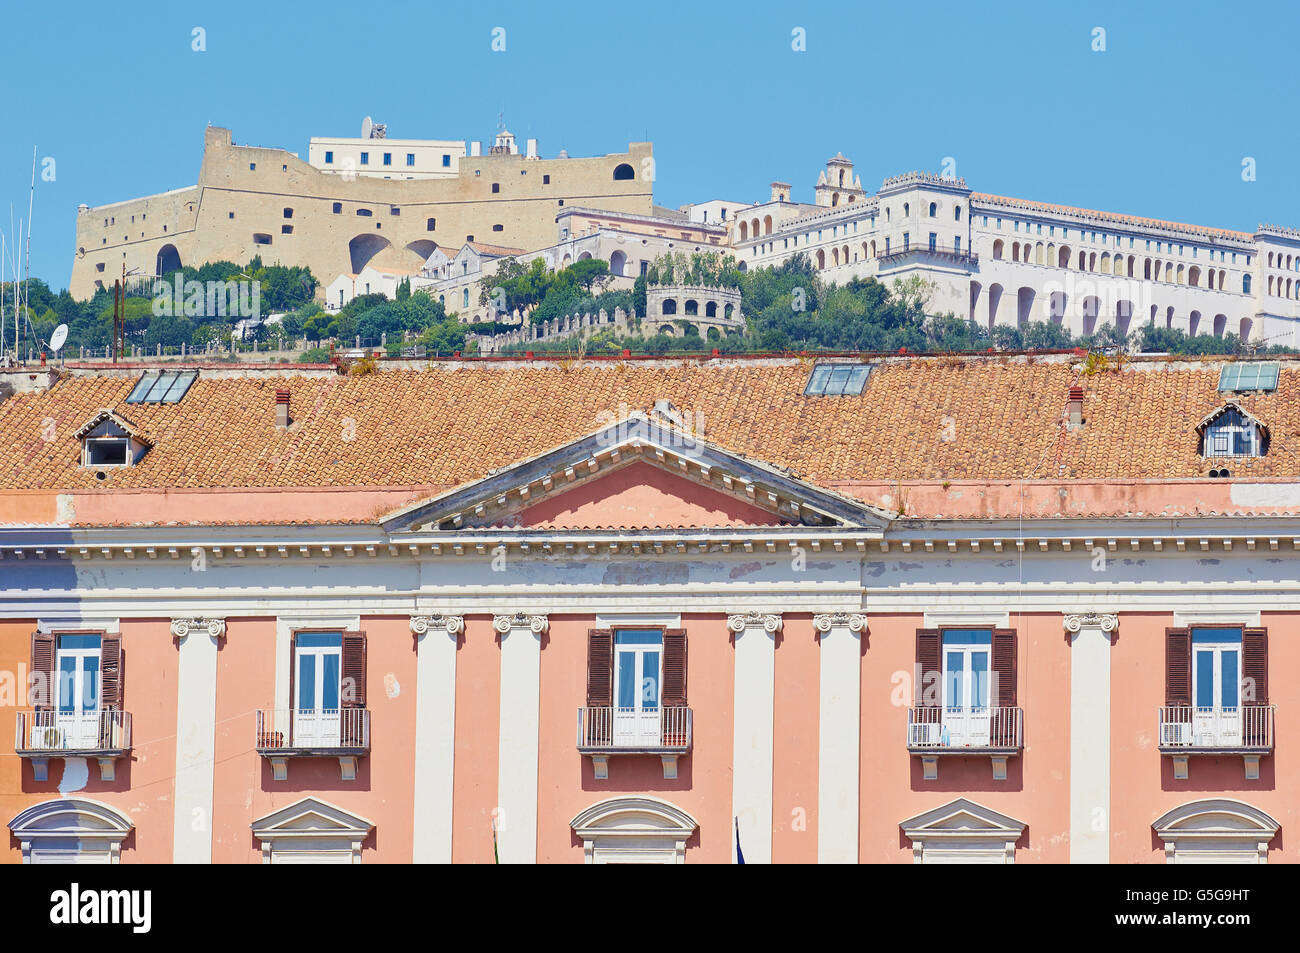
left=256, top=629, right=369, bottom=781
left=17, top=631, right=131, bottom=782
left=577, top=627, right=692, bottom=780
left=908, top=627, right=1022, bottom=780
left=1159, top=625, right=1272, bottom=779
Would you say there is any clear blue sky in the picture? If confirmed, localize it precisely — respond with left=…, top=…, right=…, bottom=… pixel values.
left=3, top=0, right=1298, bottom=292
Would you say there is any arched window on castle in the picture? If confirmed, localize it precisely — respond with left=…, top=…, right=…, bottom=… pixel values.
left=1243, top=274, right=1252, bottom=294
left=928, top=202, right=937, bottom=217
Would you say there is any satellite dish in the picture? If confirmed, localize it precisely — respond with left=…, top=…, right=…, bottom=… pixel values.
left=49, top=324, right=68, bottom=352
left=361, top=115, right=373, bottom=139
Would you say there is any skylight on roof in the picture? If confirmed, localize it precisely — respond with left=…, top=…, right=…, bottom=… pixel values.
left=805, top=363, right=871, bottom=396
left=1218, top=363, right=1279, bottom=393
left=125, top=370, right=198, bottom=404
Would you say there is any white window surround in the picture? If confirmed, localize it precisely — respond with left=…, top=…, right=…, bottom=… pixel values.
left=38, top=618, right=120, bottom=635
left=923, top=610, right=1010, bottom=629
left=250, top=798, right=374, bottom=864
left=8, top=798, right=133, bottom=864
left=569, top=796, right=699, bottom=864
left=1152, top=799, right=1279, bottom=864
left=595, top=613, right=681, bottom=629
left=1173, top=609, right=1261, bottom=628
left=899, top=798, right=1026, bottom=865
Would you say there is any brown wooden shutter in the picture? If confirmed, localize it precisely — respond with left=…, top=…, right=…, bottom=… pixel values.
left=585, top=629, right=614, bottom=707
left=30, top=631, right=55, bottom=711
left=341, top=632, right=367, bottom=708
left=661, top=628, right=688, bottom=708
left=288, top=631, right=298, bottom=713
left=1165, top=627, right=1192, bottom=706
left=1243, top=627, right=1268, bottom=706
left=99, top=634, right=122, bottom=710
left=992, top=629, right=1017, bottom=708
left=915, top=629, right=941, bottom=707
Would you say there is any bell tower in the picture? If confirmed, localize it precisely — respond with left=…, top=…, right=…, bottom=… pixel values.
left=815, top=153, right=866, bottom=208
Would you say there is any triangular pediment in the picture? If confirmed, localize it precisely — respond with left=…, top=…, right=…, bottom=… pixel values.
left=250, top=798, right=374, bottom=839
left=900, top=798, right=1026, bottom=838
left=381, top=412, right=891, bottom=534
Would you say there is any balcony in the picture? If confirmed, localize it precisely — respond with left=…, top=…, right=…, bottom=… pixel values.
left=576, top=706, right=692, bottom=780
left=15, top=710, right=132, bottom=781
left=255, top=708, right=370, bottom=781
left=877, top=242, right=978, bottom=272
left=907, top=706, right=1023, bottom=781
left=1158, top=705, right=1274, bottom=780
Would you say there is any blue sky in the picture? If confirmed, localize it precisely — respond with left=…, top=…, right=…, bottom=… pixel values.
left=3, top=0, right=1298, bottom=292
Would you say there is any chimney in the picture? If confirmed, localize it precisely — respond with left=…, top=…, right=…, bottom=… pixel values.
left=275, top=388, right=290, bottom=428
left=1067, top=385, right=1084, bottom=429
left=526, top=138, right=538, bottom=158
left=470, top=141, right=481, bottom=157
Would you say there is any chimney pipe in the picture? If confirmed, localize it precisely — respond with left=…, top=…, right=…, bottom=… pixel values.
left=275, top=388, right=290, bottom=428
left=1067, top=385, right=1084, bottom=429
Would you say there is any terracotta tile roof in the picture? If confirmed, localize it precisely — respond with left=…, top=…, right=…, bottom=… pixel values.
left=464, top=242, right=526, bottom=257
left=971, top=193, right=1254, bottom=242
left=1, top=358, right=1298, bottom=493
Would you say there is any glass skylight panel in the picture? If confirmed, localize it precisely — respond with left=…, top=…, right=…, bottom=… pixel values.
left=125, top=369, right=198, bottom=404
left=1218, top=362, right=1278, bottom=392
left=125, top=373, right=159, bottom=403
left=805, top=363, right=871, bottom=396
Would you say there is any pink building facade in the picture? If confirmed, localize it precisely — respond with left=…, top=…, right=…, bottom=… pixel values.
left=1, top=355, right=1297, bottom=863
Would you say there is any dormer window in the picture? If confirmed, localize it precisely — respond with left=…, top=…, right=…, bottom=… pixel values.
left=1200, top=404, right=1266, bottom=458
left=74, top=409, right=152, bottom=470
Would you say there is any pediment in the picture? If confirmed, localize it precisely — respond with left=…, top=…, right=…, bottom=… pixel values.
left=570, top=796, right=698, bottom=838
left=1153, top=799, right=1279, bottom=837
left=900, top=798, right=1026, bottom=838
left=9, top=798, right=133, bottom=839
left=250, top=798, right=374, bottom=839
left=381, top=412, right=892, bottom=534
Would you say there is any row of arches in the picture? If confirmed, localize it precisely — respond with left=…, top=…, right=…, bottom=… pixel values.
left=660, top=298, right=735, bottom=319
left=1266, top=251, right=1298, bottom=270
left=737, top=215, right=775, bottom=242
left=655, top=323, right=739, bottom=339
left=991, top=240, right=1244, bottom=292
left=1266, top=275, right=1300, bottom=299
left=974, top=280, right=1245, bottom=338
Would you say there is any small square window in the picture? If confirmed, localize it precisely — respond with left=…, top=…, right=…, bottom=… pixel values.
left=249, top=163, right=256, bottom=171
left=85, top=438, right=129, bottom=467
left=282, top=225, right=293, bottom=234
left=228, top=212, right=234, bottom=219
left=391, top=207, right=400, bottom=216
left=333, top=202, right=342, bottom=214
left=543, top=174, right=550, bottom=184
left=283, top=208, right=293, bottom=219
left=426, top=218, right=436, bottom=231
left=442, top=154, right=451, bottom=167
left=492, top=183, right=500, bottom=193
left=383, top=153, right=392, bottom=166
left=325, top=151, right=333, bottom=164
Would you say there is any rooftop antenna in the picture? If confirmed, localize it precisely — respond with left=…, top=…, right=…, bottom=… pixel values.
left=23, top=146, right=35, bottom=361
left=361, top=115, right=373, bottom=139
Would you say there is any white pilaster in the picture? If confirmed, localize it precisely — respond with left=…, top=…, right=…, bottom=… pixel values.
left=727, top=612, right=780, bottom=864
left=494, top=613, right=547, bottom=864
left=1065, top=611, right=1117, bottom=864
left=411, top=614, right=464, bottom=864
left=170, top=617, right=225, bottom=864
left=813, top=612, right=866, bottom=864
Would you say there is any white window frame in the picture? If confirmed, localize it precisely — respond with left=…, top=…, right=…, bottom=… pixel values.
left=900, top=798, right=1025, bottom=865
left=250, top=797, right=374, bottom=864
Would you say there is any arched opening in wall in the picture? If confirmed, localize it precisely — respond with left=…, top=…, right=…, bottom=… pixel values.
left=869, top=240, right=877, bottom=258
left=155, top=244, right=182, bottom=277
left=610, top=250, right=627, bottom=277
left=969, top=280, right=982, bottom=320
left=739, top=221, right=748, bottom=242
left=682, top=323, right=698, bottom=337
left=1213, top=313, right=1227, bottom=336
left=816, top=249, right=825, bottom=269
left=1240, top=317, right=1253, bottom=340
left=929, top=202, right=937, bottom=217
left=903, top=203, right=910, bottom=217
left=839, top=169, right=846, bottom=186
left=751, top=218, right=760, bottom=238
left=1177, top=264, right=1185, bottom=284
left=1144, top=258, right=1152, bottom=280
left=1016, top=287, right=1035, bottom=327
left=1188, top=265, right=1201, bottom=287
left=705, top=301, right=718, bottom=318
left=1088, top=252, right=1097, bottom=272
left=724, top=303, right=734, bottom=319
left=763, top=215, right=773, bottom=234
left=862, top=241, right=870, bottom=260
left=613, top=163, right=635, bottom=180
left=1078, top=251, right=1086, bottom=270
left=1127, top=255, right=1136, bottom=277
left=1082, top=296, right=1100, bottom=336
left=832, top=248, right=840, bottom=267
left=1164, top=262, right=1173, bottom=282
left=1243, top=274, right=1252, bottom=294
left=1049, top=291, right=1067, bottom=325
left=1058, top=246, right=1071, bottom=268
left=1100, top=253, right=1110, bottom=273
left=1035, top=243, right=1044, bottom=265
left=684, top=299, right=699, bottom=316
left=1150, top=304, right=1159, bottom=326
left=987, top=283, right=1003, bottom=330
left=562, top=254, right=572, bottom=268
left=405, top=239, right=438, bottom=262
left=993, top=239, right=1004, bottom=260
left=832, top=194, right=839, bottom=207
left=1116, top=299, right=1133, bottom=335
left=737, top=261, right=747, bottom=273
left=578, top=251, right=593, bottom=261
left=658, top=324, right=676, bottom=337
left=1189, top=310, right=1202, bottom=336
left=661, top=298, right=678, bottom=316
left=1012, top=241, right=1020, bottom=262
left=1166, top=306, right=1175, bottom=328
left=348, top=233, right=392, bottom=273
left=955, top=205, right=962, bottom=221
left=707, top=326, right=720, bottom=341
left=842, top=244, right=849, bottom=264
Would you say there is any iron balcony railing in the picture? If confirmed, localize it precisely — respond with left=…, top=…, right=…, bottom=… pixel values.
left=255, top=708, right=371, bottom=752
left=878, top=243, right=978, bottom=268
left=15, top=710, right=132, bottom=753
left=576, top=707, right=692, bottom=751
left=1158, top=705, right=1274, bottom=750
left=907, top=706, right=1023, bottom=750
